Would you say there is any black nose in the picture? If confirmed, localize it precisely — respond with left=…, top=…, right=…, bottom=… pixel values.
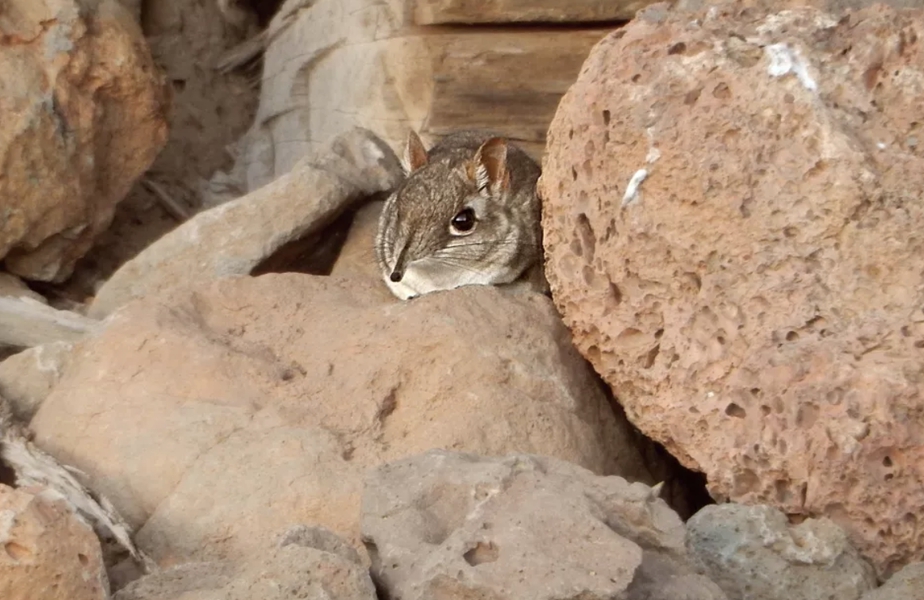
left=390, top=270, right=403, bottom=282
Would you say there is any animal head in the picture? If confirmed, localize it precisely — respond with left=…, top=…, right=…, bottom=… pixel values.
left=375, top=130, right=531, bottom=300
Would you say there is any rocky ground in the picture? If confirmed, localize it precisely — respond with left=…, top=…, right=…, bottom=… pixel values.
left=1, top=1, right=923, bottom=600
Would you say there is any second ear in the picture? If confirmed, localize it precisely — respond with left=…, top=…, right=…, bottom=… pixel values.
left=404, top=130, right=429, bottom=173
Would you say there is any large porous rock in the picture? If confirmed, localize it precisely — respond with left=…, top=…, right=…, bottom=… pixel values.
left=228, top=0, right=631, bottom=193
left=0, top=485, right=108, bottom=600
left=686, top=504, right=876, bottom=600
left=31, top=274, right=651, bottom=565
left=114, top=526, right=376, bottom=600
left=539, top=1, right=924, bottom=575
left=0, top=0, right=169, bottom=282
left=362, top=450, right=726, bottom=600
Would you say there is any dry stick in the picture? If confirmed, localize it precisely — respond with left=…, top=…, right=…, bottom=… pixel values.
left=141, top=178, right=191, bottom=222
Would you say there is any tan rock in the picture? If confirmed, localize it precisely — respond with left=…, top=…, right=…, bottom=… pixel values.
left=861, top=562, right=924, bottom=600
left=362, top=450, right=726, bottom=600
left=0, top=485, right=108, bottom=600
left=0, top=273, right=45, bottom=303
left=0, top=0, right=169, bottom=282
left=32, top=274, right=652, bottom=565
left=230, top=0, right=610, bottom=192
left=539, top=1, right=924, bottom=576
left=0, top=341, right=74, bottom=420
left=414, top=0, right=656, bottom=23
left=114, top=526, right=376, bottom=600
left=686, top=504, right=876, bottom=600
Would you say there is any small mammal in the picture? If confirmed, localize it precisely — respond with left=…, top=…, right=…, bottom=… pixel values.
left=375, top=130, right=544, bottom=300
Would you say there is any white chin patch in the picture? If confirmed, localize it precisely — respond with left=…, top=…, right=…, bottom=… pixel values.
left=382, top=259, right=513, bottom=301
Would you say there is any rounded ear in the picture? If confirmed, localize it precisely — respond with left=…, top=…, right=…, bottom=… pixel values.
left=472, top=137, right=510, bottom=195
left=402, top=130, right=429, bottom=174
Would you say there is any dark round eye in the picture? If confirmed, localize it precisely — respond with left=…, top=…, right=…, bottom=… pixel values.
left=450, top=208, right=476, bottom=233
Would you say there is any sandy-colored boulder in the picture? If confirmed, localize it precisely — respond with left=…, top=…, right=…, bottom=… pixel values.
left=32, top=273, right=651, bottom=565
left=0, top=0, right=169, bottom=282
left=687, top=504, right=876, bottom=600
left=0, top=485, right=108, bottom=600
left=362, top=450, right=726, bottom=600
left=539, top=1, right=924, bottom=575
left=114, top=526, right=376, bottom=600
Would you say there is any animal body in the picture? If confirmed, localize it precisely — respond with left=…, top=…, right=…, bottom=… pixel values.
left=374, top=130, right=543, bottom=300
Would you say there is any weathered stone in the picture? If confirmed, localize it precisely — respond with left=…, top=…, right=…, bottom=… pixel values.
left=33, top=274, right=652, bottom=565
left=88, top=128, right=403, bottom=319
left=362, top=450, right=725, bottom=600
left=0, top=485, right=108, bottom=600
left=861, top=562, right=924, bottom=600
left=414, top=0, right=655, bottom=24
left=114, top=526, right=376, bottom=600
left=687, top=504, right=876, bottom=600
left=0, top=0, right=169, bottom=281
left=0, top=341, right=74, bottom=420
left=539, top=1, right=924, bottom=575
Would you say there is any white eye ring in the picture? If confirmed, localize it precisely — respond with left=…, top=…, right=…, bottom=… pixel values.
left=449, top=207, right=477, bottom=236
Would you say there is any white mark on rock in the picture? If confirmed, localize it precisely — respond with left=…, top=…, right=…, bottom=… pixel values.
left=765, top=43, right=817, bottom=91
left=877, top=142, right=887, bottom=150
left=622, top=169, right=648, bottom=207
left=645, top=127, right=661, bottom=164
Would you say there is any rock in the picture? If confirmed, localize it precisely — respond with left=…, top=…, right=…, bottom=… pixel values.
left=0, top=0, right=169, bottom=282
left=88, top=128, right=404, bottom=319
left=861, top=562, right=924, bottom=600
left=687, top=504, right=876, bottom=600
left=32, top=274, right=652, bottom=565
left=114, top=526, right=376, bottom=600
left=362, top=450, right=725, bottom=600
left=0, top=273, right=45, bottom=303
left=0, top=485, right=108, bottom=600
left=414, top=0, right=654, bottom=24
left=0, top=341, right=74, bottom=420
left=226, top=0, right=614, bottom=193
left=329, top=201, right=385, bottom=282
left=539, top=1, right=924, bottom=575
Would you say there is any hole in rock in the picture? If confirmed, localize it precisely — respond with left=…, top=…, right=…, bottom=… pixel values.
left=4, top=542, right=31, bottom=561
left=785, top=331, right=799, bottom=342
left=463, top=541, right=499, bottom=566
left=883, top=456, right=893, bottom=467
left=602, top=110, right=611, bottom=126
left=725, top=403, right=746, bottom=418
left=77, top=552, right=89, bottom=566
left=667, top=42, right=687, bottom=55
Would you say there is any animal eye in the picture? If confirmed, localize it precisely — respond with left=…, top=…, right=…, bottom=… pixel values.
left=450, top=208, right=476, bottom=234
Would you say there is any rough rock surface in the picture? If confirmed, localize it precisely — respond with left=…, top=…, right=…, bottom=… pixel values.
left=362, top=450, right=726, bottom=600
left=0, top=273, right=45, bottom=303
left=0, top=341, right=74, bottom=420
left=539, top=1, right=924, bottom=574
left=861, top=562, right=924, bottom=600
left=0, top=0, right=169, bottom=282
left=687, top=504, right=876, bottom=600
left=88, top=128, right=403, bottom=319
left=32, top=274, right=651, bottom=565
left=0, top=485, right=108, bottom=600
left=114, top=526, right=376, bottom=600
